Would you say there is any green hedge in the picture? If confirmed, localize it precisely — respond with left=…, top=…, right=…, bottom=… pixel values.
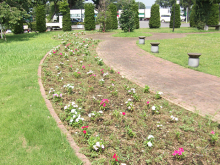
left=59, top=1, right=71, bottom=31
left=36, top=5, right=46, bottom=32
left=169, top=4, right=181, bottom=28
left=149, top=4, right=160, bottom=28
left=190, top=5, right=197, bottom=27
left=84, top=3, right=95, bottom=30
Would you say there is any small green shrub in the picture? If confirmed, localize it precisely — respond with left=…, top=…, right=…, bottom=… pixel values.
left=13, top=20, right=24, bottom=34
left=197, top=21, right=205, bottom=30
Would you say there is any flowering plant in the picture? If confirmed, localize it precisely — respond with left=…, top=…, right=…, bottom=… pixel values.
left=88, top=111, right=103, bottom=121
left=53, top=92, right=62, bottom=102
left=172, top=148, right=186, bottom=160
left=59, top=52, right=63, bottom=57
left=112, top=153, right=119, bottom=162
left=99, top=79, right=105, bottom=86
left=144, top=135, right=154, bottom=148
left=87, top=70, right=93, bottom=75
left=81, top=126, right=90, bottom=138
left=63, top=84, right=74, bottom=94
left=87, top=136, right=105, bottom=152
left=73, top=72, right=81, bottom=78
left=170, top=115, right=178, bottom=122
left=155, top=91, right=163, bottom=99
left=59, top=62, right=64, bottom=67
left=151, top=105, right=161, bottom=114
left=125, top=98, right=134, bottom=111
left=64, top=102, right=84, bottom=127
left=210, top=131, right=219, bottom=144
left=100, top=99, right=109, bottom=110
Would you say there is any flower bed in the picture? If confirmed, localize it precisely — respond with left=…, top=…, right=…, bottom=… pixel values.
left=42, top=32, right=220, bottom=164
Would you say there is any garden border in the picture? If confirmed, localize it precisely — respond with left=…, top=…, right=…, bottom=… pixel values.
left=38, top=49, right=91, bottom=165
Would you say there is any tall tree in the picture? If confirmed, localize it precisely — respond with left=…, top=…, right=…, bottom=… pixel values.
left=131, top=0, right=139, bottom=29
left=84, top=3, right=95, bottom=30
left=109, top=3, right=118, bottom=29
left=169, top=3, right=181, bottom=28
left=119, top=3, right=135, bottom=32
left=136, top=2, right=145, bottom=9
left=36, top=4, right=46, bottom=32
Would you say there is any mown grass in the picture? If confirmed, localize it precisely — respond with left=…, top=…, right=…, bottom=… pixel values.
left=112, top=31, right=152, bottom=37
left=112, top=27, right=218, bottom=34
left=137, top=32, right=220, bottom=77
left=0, top=32, right=82, bottom=164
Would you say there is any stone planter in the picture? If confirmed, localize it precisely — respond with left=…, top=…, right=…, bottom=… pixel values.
left=188, top=53, right=202, bottom=67
left=139, top=36, right=146, bottom=44
left=150, top=43, right=160, bottom=53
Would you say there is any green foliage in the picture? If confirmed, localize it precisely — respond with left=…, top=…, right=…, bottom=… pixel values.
left=119, top=3, right=135, bottom=32
left=84, top=3, right=96, bottom=30
left=108, top=3, right=118, bottom=30
left=131, top=0, right=139, bottom=29
left=207, top=4, right=219, bottom=26
left=13, top=20, right=24, bottom=34
left=149, top=4, right=161, bottom=28
left=190, top=4, right=197, bottom=27
left=36, top=5, right=46, bottom=32
left=59, top=1, right=71, bottom=31
left=169, top=4, right=181, bottom=28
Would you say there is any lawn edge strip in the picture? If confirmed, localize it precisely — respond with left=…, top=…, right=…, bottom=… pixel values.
left=38, top=49, right=91, bottom=165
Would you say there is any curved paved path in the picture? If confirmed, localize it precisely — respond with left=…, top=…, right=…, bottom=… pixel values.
left=85, top=33, right=220, bottom=123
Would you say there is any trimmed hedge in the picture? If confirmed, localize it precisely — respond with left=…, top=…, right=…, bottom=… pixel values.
left=169, top=4, right=181, bottom=28
left=207, top=3, right=219, bottom=26
left=108, top=3, right=118, bottom=30
left=84, top=3, right=95, bottom=30
left=59, top=1, right=71, bottom=31
left=149, top=4, right=160, bottom=28
left=36, top=5, right=46, bottom=32
left=132, top=1, right=139, bottom=29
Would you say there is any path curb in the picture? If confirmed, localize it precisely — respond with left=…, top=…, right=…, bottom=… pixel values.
left=38, top=50, right=91, bottom=165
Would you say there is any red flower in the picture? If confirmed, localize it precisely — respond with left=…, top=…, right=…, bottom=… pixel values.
left=122, top=112, right=125, bottom=115
left=113, top=153, right=118, bottom=161
left=83, top=130, right=86, bottom=134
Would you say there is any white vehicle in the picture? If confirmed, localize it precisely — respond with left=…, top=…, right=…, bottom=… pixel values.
left=180, top=14, right=186, bottom=22
left=160, top=15, right=171, bottom=22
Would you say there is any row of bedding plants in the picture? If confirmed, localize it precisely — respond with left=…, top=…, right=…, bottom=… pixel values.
left=42, top=31, right=219, bottom=164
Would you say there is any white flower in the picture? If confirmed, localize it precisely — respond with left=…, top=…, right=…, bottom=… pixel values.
left=93, top=145, right=98, bottom=151
left=96, top=142, right=100, bottom=147
left=160, top=106, right=163, bottom=108
left=128, top=98, right=132, bottom=102
left=88, top=113, right=95, bottom=117
left=69, top=119, right=73, bottom=123
left=101, top=144, right=104, bottom=149
left=152, top=106, right=156, bottom=110
left=128, top=106, right=131, bottom=110
left=147, top=141, right=153, bottom=147
left=71, top=109, right=76, bottom=113
left=99, top=111, right=103, bottom=114
left=148, top=135, right=154, bottom=139
left=158, top=91, right=163, bottom=95
left=175, top=118, right=178, bottom=121
left=121, top=164, right=126, bottom=165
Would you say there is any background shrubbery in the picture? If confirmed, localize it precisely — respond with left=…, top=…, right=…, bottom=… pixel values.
left=84, top=3, right=96, bottom=30
left=149, top=4, right=160, bottom=28
left=36, top=5, right=46, bottom=32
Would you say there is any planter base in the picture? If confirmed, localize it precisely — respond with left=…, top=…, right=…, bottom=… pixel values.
left=150, top=43, right=160, bottom=53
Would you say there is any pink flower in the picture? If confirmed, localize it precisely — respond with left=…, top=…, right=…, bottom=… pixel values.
left=53, top=51, right=56, bottom=54
left=211, top=131, right=215, bottom=134
left=83, top=130, right=86, bottom=134
left=113, top=154, right=118, bottom=161
left=82, top=126, right=88, bottom=129
left=118, top=72, right=120, bottom=74
left=122, top=112, right=125, bottom=115
left=59, top=53, right=62, bottom=55
left=103, top=103, right=106, bottom=107
left=70, top=65, right=72, bottom=68
left=147, top=101, right=150, bottom=104
left=77, top=72, right=81, bottom=74
left=75, top=48, right=77, bottom=51
left=60, top=94, right=62, bottom=97
left=82, top=65, right=85, bottom=69
left=83, top=41, right=85, bottom=42
left=101, top=69, right=104, bottom=72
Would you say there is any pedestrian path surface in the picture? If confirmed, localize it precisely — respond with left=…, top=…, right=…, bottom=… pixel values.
left=85, top=33, right=220, bottom=123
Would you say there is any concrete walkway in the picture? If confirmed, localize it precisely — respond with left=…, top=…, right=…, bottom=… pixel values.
left=85, top=33, right=220, bottom=123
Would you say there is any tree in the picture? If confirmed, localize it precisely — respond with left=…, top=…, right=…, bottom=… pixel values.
left=36, top=4, right=46, bottom=32
left=84, top=3, right=95, bottom=30
left=155, top=0, right=175, bottom=8
left=131, top=0, right=139, bottom=29
left=207, top=3, right=219, bottom=26
left=96, top=0, right=112, bottom=32
left=108, top=3, right=118, bottom=29
left=190, top=4, right=196, bottom=27
left=169, top=4, right=181, bottom=28
left=136, top=2, right=145, bottom=9
left=60, top=0, right=71, bottom=31
left=0, top=1, right=27, bottom=40
left=119, top=3, right=135, bottom=32
left=149, top=4, right=160, bottom=28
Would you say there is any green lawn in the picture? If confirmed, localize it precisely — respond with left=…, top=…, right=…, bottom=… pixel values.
left=112, top=31, right=152, bottom=37
left=0, top=32, right=82, bottom=164
left=137, top=32, right=220, bottom=77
